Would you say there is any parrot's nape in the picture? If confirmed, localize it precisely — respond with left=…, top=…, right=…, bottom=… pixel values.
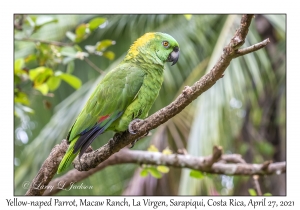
left=57, top=32, right=180, bottom=174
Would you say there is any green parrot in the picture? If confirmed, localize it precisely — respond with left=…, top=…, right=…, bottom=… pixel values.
left=57, top=32, right=180, bottom=174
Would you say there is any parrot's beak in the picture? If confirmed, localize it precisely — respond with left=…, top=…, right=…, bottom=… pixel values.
left=167, top=46, right=180, bottom=66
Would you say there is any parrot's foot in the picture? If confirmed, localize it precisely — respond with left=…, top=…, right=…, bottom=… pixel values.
left=78, top=156, right=83, bottom=170
left=130, top=131, right=149, bottom=148
left=128, top=118, right=143, bottom=134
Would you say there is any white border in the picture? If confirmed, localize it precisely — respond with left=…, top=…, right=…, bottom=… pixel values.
left=2, top=1, right=299, bottom=209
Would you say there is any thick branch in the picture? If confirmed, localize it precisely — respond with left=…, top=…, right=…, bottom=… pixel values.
left=44, top=148, right=286, bottom=196
left=25, top=140, right=68, bottom=195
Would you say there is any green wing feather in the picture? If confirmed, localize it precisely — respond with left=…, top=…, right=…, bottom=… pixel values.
left=57, top=138, right=79, bottom=173
left=57, top=63, right=145, bottom=173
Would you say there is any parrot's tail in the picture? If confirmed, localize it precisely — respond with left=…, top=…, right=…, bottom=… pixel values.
left=57, top=137, right=80, bottom=174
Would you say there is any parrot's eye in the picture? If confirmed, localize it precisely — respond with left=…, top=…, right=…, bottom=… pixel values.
left=162, top=41, right=169, bottom=48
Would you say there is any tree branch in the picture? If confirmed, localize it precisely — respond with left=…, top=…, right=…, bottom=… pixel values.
left=234, top=38, right=270, bottom=58
left=15, top=37, right=74, bottom=46
left=25, top=140, right=69, bottom=195
left=43, top=147, right=286, bottom=196
left=26, top=14, right=272, bottom=196
left=252, top=175, right=263, bottom=196
left=84, top=57, right=104, bottom=74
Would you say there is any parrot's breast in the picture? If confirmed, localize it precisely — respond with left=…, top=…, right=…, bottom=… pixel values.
left=109, top=67, right=164, bottom=132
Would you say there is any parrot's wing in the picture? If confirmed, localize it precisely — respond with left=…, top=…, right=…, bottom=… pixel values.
left=68, top=63, right=145, bottom=157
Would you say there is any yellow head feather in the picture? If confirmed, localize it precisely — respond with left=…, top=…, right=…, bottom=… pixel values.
left=127, top=32, right=155, bottom=58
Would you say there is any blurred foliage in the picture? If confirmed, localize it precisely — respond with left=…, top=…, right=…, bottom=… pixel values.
left=14, top=15, right=114, bottom=118
left=140, top=145, right=172, bottom=179
left=14, top=14, right=286, bottom=196
left=248, top=188, right=272, bottom=196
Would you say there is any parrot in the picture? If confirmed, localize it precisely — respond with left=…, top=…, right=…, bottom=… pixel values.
left=57, top=32, right=180, bottom=174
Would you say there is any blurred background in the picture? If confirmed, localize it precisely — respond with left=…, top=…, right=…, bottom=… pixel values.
left=14, top=14, right=286, bottom=195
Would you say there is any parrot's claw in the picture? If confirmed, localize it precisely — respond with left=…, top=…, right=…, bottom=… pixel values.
left=78, top=157, right=82, bottom=170
left=130, top=140, right=138, bottom=148
left=130, top=131, right=149, bottom=148
left=128, top=118, right=143, bottom=134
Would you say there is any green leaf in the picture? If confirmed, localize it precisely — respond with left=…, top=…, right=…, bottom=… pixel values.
left=147, top=145, right=159, bottom=152
left=189, top=170, right=204, bottom=179
left=25, top=54, right=37, bottom=66
left=103, top=51, right=115, bottom=60
left=157, top=166, right=169, bottom=173
left=75, top=24, right=87, bottom=43
left=14, top=75, right=21, bottom=85
left=28, top=67, right=51, bottom=80
left=96, top=40, right=116, bottom=51
left=35, top=43, right=52, bottom=66
left=162, top=147, right=172, bottom=155
left=15, top=58, right=24, bottom=70
left=34, top=83, right=49, bottom=95
left=248, top=188, right=257, bottom=196
left=47, top=76, right=61, bottom=91
left=14, top=91, right=30, bottom=105
left=148, top=167, right=162, bottom=179
left=29, top=67, right=53, bottom=87
left=60, top=46, right=77, bottom=57
left=140, top=169, right=149, bottom=177
left=66, top=60, right=75, bottom=74
left=184, top=14, right=192, bottom=20
left=89, top=17, right=106, bottom=31
left=263, top=193, right=272, bottom=196
left=26, top=16, right=36, bottom=27
left=55, top=71, right=82, bottom=89
left=25, top=54, right=37, bottom=62
left=35, top=16, right=58, bottom=30
left=75, top=24, right=86, bottom=36
left=14, top=69, right=28, bottom=76
left=66, top=31, right=76, bottom=42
